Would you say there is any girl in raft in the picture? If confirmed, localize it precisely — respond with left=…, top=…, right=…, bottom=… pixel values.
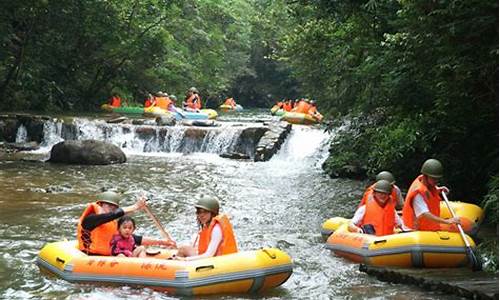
left=174, top=197, right=238, bottom=261
left=110, top=216, right=175, bottom=257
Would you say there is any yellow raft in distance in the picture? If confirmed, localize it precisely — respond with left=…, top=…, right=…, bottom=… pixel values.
left=281, top=112, right=320, bottom=125
left=37, top=241, right=293, bottom=296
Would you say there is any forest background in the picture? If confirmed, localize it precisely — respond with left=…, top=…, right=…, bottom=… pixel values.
left=0, top=0, right=498, bottom=269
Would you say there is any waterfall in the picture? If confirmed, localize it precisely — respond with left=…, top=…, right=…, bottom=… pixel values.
left=15, top=125, right=28, bottom=143
left=33, top=117, right=255, bottom=156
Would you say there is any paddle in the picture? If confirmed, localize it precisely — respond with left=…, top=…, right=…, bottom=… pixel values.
left=441, top=191, right=482, bottom=271
left=142, top=202, right=175, bottom=245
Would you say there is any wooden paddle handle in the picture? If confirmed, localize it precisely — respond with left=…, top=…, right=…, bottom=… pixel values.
left=143, top=205, right=174, bottom=242
left=441, top=191, right=471, bottom=247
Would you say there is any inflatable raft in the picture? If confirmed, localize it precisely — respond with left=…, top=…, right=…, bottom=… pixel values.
left=101, top=104, right=144, bottom=115
left=270, top=106, right=286, bottom=116
left=37, top=241, right=293, bottom=296
left=325, top=223, right=477, bottom=268
left=143, top=107, right=218, bottom=120
left=320, top=201, right=484, bottom=240
left=281, top=112, right=320, bottom=125
left=219, top=104, right=243, bottom=112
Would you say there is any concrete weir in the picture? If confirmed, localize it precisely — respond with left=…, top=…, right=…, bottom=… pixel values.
left=0, top=113, right=292, bottom=161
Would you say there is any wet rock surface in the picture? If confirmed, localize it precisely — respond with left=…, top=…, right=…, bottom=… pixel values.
left=48, top=139, right=126, bottom=165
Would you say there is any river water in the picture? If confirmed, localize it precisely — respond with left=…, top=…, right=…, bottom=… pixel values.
left=0, top=110, right=459, bottom=299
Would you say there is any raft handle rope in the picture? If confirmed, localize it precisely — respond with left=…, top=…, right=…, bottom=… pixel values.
left=262, top=248, right=276, bottom=259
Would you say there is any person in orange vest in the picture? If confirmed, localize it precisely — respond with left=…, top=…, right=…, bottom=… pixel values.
left=108, top=93, right=122, bottom=107
left=358, top=171, right=404, bottom=210
left=174, top=197, right=238, bottom=261
left=292, top=98, right=312, bottom=114
left=283, top=99, right=293, bottom=112
left=144, top=93, right=154, bottom=108
left=77, top=191, right=175, bottom=255
left=307, top=100, right=323, bottom=122
left=154, top=91, right=172, bottom=110
left=223, top=97, right=237, bottom=109
left=183, top=87, right=202, bottom=111
left=348, top=180, right=404, bottom=236
left=402, top=159, right=461, bottom=231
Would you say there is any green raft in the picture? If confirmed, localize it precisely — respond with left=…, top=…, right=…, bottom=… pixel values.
left=101, top=104, right=144, bottom=115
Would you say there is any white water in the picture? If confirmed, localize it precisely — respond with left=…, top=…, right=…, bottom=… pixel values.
left=14, top=125, right=27, bottom=143
left=32, top=118, right=259, bottom=156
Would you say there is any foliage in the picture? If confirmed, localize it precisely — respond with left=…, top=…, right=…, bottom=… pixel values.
left=481, top=175, right=499, bottom=226
left=279, top=0, right=498, bottom=201
left=0, top=0, right=265, bottom=111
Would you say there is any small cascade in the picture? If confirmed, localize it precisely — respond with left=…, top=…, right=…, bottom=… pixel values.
left=31, top=117, right=263, bottom=157
left=40, top=120, right=64, bottom=148
left=272, top=125, right=330, bottom=166
left=15, top=125, right=28, bottom=143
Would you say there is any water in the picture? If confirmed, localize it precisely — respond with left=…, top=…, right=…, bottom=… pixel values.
left=0, top=110, right=460, bottom=299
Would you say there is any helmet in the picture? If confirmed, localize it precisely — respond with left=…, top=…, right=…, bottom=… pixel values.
left=195, top=197, right=220, bottom=214
left=188, top=87, right=198, bottom=93
left=376, top=171, right=395, bottom=184
left=373, top=180, right=392, bottom=194
left=310, top=100, right=316, bottom=105
left=421, top=159, right=443, bottom=178
left=96, top=191, right=121, bottom=207
left=169, top=95, right=177, bottom=101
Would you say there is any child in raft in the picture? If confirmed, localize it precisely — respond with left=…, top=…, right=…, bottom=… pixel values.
left=110, top=216, right=176, bottom=257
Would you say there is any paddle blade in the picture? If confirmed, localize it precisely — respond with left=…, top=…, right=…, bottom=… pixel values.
left=466, top=247, right=483, bottom=271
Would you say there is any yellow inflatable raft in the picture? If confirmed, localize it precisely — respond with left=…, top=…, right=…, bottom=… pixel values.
left=281, top=112, right=320, bottom=125
left=321, top=201, right=484, bottom=240
left=37, top=241, right=293, bottom=296
left=325, top=224, right=476, bottom=268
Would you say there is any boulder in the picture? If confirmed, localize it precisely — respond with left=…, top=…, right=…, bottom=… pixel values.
left=220, top=152, right=250, bottom=160
left=48, top=139, right=126, bottom=165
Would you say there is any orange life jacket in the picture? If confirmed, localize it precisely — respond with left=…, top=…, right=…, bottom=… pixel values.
left=283, top=102, right=292, bottom=111
left=77, top=202, right=117, bottom=255
left=292, top=101, right=311, bottom=114
left=197, top=214, right=238, bottom=256
left=185, top=94, right=197, bottom=109
left=194, top=94, right=202, bottom=109
left=110, top=96, right=121, bottom=107
left=224, top=98, right=236, bottom=107
left=358, top=184, right=399, bottom=208
left=155, top=97, right=172, bottom=109
left=402, top=175, right=441, bottom=231
left=361, top=192, right=396, bottom=236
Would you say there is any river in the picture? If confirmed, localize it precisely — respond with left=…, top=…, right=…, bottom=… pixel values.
left=0, top=110, right=460, bottom=299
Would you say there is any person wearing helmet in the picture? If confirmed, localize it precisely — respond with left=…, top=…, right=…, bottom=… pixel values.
left=183, top=87, right=202, bottom=111
left=358, top=171, right=404, bottom=210
left=108, top=92, right=122, bottom=107
left=291, top=98, right=311, bottom=114
left=402, top=159, right=460, bottom=231
left=77, top=192, right=175, bottom=256
left=348, top=180, right=404, bottom=236
left=223, top=97, right=237, bottom=109
left=307, top=100, right=323, bottom=122
left=174, top=197, right=238, bottom=261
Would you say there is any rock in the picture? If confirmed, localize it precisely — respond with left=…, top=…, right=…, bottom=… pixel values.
left=156, top=115, right=176, bottom=126
left=48, top=139, right=126, bottom=165
left=107, top=116, right=127, bottom=124
left=220, top=152, right=250, bottom=160
left=3, top=141, right=40, bottom=151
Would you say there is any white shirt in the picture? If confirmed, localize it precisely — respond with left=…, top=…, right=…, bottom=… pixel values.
left=352, top=205, right=403, bottom=227
left=187, top=224, right=222, bottom=261
left=413, top=193, right=430, bottom=217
